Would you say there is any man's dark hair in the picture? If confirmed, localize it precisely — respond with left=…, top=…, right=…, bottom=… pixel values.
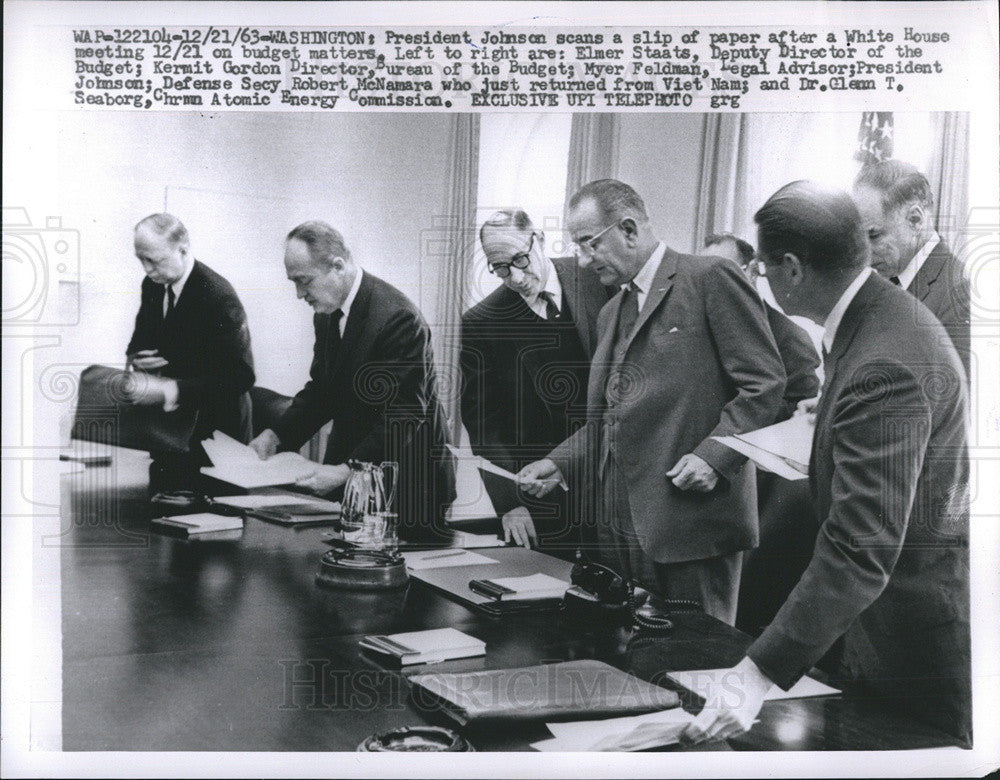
left=479, top=209, right=534, bottom=246
left=705, top=232, right=755, bottom=266
left=135, top=213, right=189, bottom=246
left=568, top=179, right=649, bottom=224
left=853, top=159, right=935, bottom=213
left=754, top=180, right=869, bottom=274
left=286, top=220, right=352, bottom=265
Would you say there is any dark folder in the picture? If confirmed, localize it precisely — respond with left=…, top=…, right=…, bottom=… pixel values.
left=71, top=364, right=198, bottom=453
left=410, top=659, right=681, bottom=725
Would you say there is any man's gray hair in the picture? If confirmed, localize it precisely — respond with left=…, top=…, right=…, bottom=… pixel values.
left=135, top=213, right=189, bottom=246
left=286, top=220, right=352, bottom=265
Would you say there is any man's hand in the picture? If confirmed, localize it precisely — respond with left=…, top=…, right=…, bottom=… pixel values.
left=129, top=349, right=170, bottom=372
left=681, top=656, right=772, bottom=745
left=666, top=453, right=719, bottom=492
left=502, top=506, right=538, bottom=548
left=794, top=395, right=820, bottom=425
left=248, top=429, right=280, bottom=460
left=295, top=464, right=350, bottom=496
left=122, top=373, right=171, bottom=406
left=516, top=458, right=564, bottom=498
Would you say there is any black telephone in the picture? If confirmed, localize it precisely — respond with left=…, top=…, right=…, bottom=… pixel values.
left=561, top=553, right=701, bottom=632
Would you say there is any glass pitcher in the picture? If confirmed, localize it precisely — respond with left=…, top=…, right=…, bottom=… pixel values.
left=340, top=460, right=398, bottom=551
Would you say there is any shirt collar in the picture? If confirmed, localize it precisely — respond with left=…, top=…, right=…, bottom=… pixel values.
left=339, top=266, right=364, bottom=323
left=521, top=257, right=563, bottom=315
left=895, top=231, right=940, bottom=290
left=822, top=267, right=873, bottom=353
left=627, top=241, right=667, bottom=296
left=168, top=254, right=195, bottom=299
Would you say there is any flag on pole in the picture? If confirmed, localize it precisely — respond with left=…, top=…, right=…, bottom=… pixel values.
left=854, top=112, right=894, bottom=165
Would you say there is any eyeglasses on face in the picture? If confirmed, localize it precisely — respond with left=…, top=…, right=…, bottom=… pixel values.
left=571, top=221, right=620, bottom=257
left=488, top=232, right=537, bottom=278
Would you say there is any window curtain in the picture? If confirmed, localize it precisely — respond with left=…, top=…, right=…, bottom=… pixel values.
left=565, top=114, right=621, bottom=200
left=927, top=112, right=970, bottom=249
left=694, top=113, right=746, bottom=252
left=434, top=114, right=480, bottom=439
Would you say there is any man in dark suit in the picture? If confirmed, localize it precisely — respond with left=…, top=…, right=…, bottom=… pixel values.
left=853, top=159, right=971, bottom=376
left=125, top=213, right=255, bottom=485
left=249, top=221, right=456, bottom=541
left=460, top=209, right=612, bottom=554
left=520, top=180, right=786, bottom=624
left=684, top=181, right=970, bottom=746
left=700, top=232, right=822, bottom=635
left=700, top=233, right=820, bottom=419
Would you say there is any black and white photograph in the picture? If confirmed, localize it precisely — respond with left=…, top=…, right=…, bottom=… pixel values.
left=3, top=1, right=998, bottom=777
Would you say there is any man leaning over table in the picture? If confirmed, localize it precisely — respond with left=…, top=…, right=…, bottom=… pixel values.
left=248, top=221, right=456, bottom=542
left=682, top=181, right=971, bottom=746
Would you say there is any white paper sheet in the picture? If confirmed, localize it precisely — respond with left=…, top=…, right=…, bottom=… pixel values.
left=667, top=668, right=840, bottom=701
left=403, top=550, right=499, bottom=570
left=531, top=707, right=695, bottom=751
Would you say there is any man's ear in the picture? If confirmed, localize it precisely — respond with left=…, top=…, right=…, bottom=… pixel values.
left=328, top=256, right=346, bottom=272
left=906, top=201, right=926, bottom=231
left=783, top=252, right=804, bottom=284
left=619, top=218, right=639, bottom=244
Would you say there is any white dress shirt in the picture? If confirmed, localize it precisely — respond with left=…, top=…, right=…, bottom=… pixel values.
left=337, top=267, right=364, bottom=336
left=627, top=241, right=667, bottom=310
left=521, top=257, right=563, bottom=319
left=822, top=267, right=874, bottom=355
left=895, top=232, right=940, bottom=291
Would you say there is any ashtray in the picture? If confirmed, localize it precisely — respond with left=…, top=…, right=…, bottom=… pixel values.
left=315, top=548, right=408, bottom=590
left=357, top=725, right=474, bottom=752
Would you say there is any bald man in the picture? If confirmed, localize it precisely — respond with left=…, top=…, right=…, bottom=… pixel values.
left=125, top=214, right=255, bottom=486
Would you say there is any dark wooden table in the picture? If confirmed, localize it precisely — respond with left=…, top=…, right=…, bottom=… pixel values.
left=60, top=448, right=963, bottom=752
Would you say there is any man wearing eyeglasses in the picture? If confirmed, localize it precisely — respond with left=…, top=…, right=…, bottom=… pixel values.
left=519, top=180, right=786, bottom=624
left=460, top=209, right=612, bottom=555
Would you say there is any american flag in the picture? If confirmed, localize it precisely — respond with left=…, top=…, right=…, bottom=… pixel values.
left=854, top=112, right=894, bottom=165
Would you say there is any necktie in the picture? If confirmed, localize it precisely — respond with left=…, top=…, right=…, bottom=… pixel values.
left=165, top=284, right=176, bottom=317
left=540, top=291, right=560, bottom=321
left=889, top=276, right=901, bottom=286
left=613, top=282, right=640, bottom=355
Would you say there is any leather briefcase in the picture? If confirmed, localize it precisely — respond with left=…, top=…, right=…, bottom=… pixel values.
left=409, top=659, right=680, bottom=725
left=71, top=364, right=198, bottom=454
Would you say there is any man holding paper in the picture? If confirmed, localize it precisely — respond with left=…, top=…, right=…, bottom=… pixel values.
left=519, top=180, right=786, bottom=624
left=248, top=221, right=456, bottom=540
left=460, top=209, right=611, bottom=552
left=684, top=181, right=970, bottom=745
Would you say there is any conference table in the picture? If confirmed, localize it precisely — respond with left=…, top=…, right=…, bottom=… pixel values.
left=60, top=447, right=965, bottom=752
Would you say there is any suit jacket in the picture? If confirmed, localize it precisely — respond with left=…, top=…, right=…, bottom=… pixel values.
left=748, top=273, right=970, bottom=742
left=908, top=239, right=971, bottom=377
left=273, top=271, right=457, bottom=539
left=766, top=302, right=821, bottom=420
left=126, top=260, right=255, bottom=450
left=551, top=249, right=786, bottom=563
left=460, top=257, right=612, bottom=524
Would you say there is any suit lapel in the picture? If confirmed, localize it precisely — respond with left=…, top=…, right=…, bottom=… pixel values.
left=587, top=290, right=620, bottom=405
left=908, top=240, right=949, bottom=302
left=166, top=260, right=201, bottom=325
left=620, top=248, right=678, bottom=356
left=553, top=258, right=590, bottom=354
left=332, top=270, right=372, bottom=382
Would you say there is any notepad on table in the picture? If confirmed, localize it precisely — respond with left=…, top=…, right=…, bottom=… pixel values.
left=151, top=512, right=244, bottom=537
left=359, top=628, right=486, bottom=666
left=468, top=572, right=570, bottom=601
left=212, top=493, right=341, bottom=525
left=403, top=550, right=499, bottom=570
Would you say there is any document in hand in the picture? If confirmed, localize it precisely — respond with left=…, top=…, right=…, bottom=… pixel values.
left=531, top=707, right=696, bottom=751
left=409, top=660, right=680, bottom=726
left=468, top=573, right=570, bottom=602
left=667, top=668, right=840, bottom=701
left=200, top=430, right=316, bottom=488
left=151, top=512, right=244, bottom=537
left=713, top=414, right=814, bottom=481
left=359, top=628, right=486, bottom=666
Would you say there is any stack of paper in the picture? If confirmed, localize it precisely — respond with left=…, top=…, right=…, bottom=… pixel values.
left=531, top=707, right=696, bottom=751
left=713, top=415, right=814, bottom=481
left=359, top=628, right=486, bottom=666
left=403, top=550, right=499, bottom=570
left=200, top=430, right=316, bottom=488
